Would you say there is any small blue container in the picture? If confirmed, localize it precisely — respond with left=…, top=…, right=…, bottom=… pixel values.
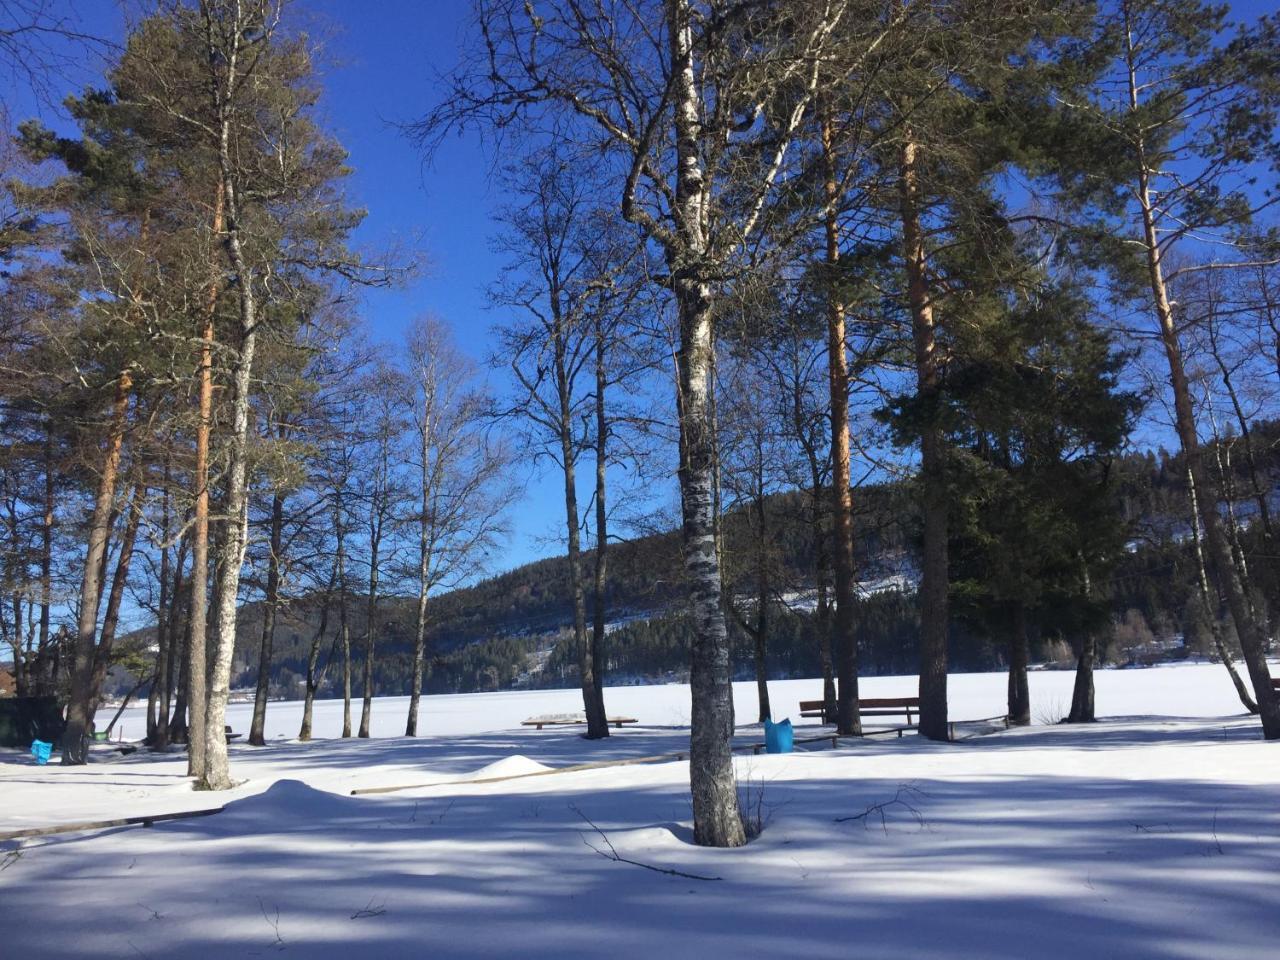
left=764, top=718, right=793, bottom=754
left=30, top=739, right=52, bottom=765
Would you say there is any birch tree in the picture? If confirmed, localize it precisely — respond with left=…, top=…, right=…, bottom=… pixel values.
left=402, top=317, right=511, bottom=737
left=423, top=0, right=861, bottom=846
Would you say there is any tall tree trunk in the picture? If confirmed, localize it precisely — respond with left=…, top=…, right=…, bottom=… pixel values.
left=590, top=314, right=609, bottom=728
left=336, top=508, right=352, bottom=738
left=358, top=506, right=382, bottom=740
left=62, top=369, right=132, bottom=765
left=88, top=482, right=144, bottom=721
left=558, top=343, right=607, bottom=739
left=752, top=480, right=771, bottom=724
left=407, top=405, right=433, bottom=738
left=188, top=180, right=223, bottom=779
left=821, top=113, right=861, bottom=737
left=802, top=443, right=835, bottom=720
left=299, top=564, right=336, bottom=741
left=668, top=0, right=744, bottom=847
left=202, top=91, right=262, bottom=789
left=249, top=491, right=284, bottom=745
left=1007, top=603, right=1031, bottom=726
left=1068, top=558, right=1097, bottom=723
left=1137, top=199, right=1278, bottom=738
left=155, top=535, right=186, bottom=750
left=148, top=464, right=172, bottom=744
left=169, top=613, right=191, bottom=745
left=899, top=133, right=950, bottom=743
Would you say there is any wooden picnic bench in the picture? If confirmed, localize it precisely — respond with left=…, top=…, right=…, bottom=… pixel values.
left=521, top=714, right=638, bottom=731
left=799, top=697, right=919, bottom=726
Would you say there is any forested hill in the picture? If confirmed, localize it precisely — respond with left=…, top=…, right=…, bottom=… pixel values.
left=150, top=419, right=1277, bottom=704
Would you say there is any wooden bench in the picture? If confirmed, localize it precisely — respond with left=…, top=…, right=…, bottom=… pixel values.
left=225, top=724, right=241, bottom=743
left=799, top=697, right=919, bottom=726
left=521, top=714, right=638, bottom=731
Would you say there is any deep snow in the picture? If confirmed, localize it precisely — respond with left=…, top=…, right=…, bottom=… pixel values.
left=2, top=662, right=1278, bottom=959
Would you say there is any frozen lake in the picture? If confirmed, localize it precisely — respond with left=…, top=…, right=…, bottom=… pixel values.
left=98, top=660, right=1268, bottom=742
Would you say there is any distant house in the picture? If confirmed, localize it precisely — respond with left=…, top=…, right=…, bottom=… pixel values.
left=0, top=667, right=15, bottom=697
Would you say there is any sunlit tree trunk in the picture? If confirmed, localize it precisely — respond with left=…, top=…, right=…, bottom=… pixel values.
left=188, top=180, right=223, bottom=779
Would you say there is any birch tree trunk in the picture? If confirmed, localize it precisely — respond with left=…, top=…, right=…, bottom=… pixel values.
left=668, top=0, right=744, bottom=847
left=201, top=28, right=263, bottom=788
left=407, top=410, right=433, bottom=737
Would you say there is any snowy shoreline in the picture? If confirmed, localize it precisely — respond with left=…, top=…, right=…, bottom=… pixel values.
left=4, top=661, right=1278, bottom=959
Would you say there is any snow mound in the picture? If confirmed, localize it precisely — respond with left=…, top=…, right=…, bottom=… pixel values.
left=211, top=779, right=363, bottom=831
left=466, top=755, right=554, bottom=780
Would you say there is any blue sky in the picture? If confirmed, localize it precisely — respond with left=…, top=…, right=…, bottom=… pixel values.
left=6, top=0, right=603, bottom=573
left=6, top=0, right=1276, bottom=581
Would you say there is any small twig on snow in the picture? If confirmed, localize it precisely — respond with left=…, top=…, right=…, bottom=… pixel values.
left=834, top=783, right=929, bottom=833
left=1209, top=808, right=1224, bottom=856
left=137, top=901, right=164, bottom=921
left=570, top=804, right=722, bottom=881
left=258, top=898, right=285, bottom=949
left=350, top=898, right=387, bottom=919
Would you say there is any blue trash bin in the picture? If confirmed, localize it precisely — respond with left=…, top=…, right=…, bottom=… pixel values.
left=30, top=739, right=52, bottom=765
left=763, top=718, right=793, bottom=754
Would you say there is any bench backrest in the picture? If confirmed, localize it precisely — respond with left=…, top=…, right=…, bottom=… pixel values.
left=861, top=697, right=919, bottom=708
left=799, top=697, right=919, bottom=710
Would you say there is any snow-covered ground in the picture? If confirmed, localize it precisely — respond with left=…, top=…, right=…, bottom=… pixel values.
left=3, top=662, right=1279, bottom=959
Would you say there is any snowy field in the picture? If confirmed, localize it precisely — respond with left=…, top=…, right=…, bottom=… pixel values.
left=2, top=662, right=1278, bottom=959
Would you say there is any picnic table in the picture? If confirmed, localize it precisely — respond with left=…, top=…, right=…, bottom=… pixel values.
left=521, top=713, right=638, bottom=731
